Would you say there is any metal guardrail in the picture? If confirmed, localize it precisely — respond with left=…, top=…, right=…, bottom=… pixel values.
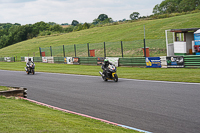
left=184, top=55, right=200, bottom=68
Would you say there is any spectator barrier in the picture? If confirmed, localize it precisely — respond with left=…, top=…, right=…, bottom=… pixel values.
left=0, top=57, right=15, bottom=62
left=1, top=56, right=200, bottom=68
left=184, top=55, right=200, bottom=68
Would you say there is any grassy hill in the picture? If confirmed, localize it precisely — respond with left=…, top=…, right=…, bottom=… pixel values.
left=0, top=12, right=200, bottom=59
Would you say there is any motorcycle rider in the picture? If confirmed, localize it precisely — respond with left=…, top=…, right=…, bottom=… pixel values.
left=26, top=58, right=35, bottom=71
left=102, top=59, right=112, bottom=77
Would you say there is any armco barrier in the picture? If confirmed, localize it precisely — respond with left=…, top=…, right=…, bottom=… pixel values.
left=184, top=55, right=200, bottom=68
left=0, top=57, right=15, bottom=62
left=33, top=57, right=42, bottom=62
left=21, top=57, right=25, bottom=62
left=119, top=57, right=146, bottom=67
left=47, top=57, right=54, bottom=63
left=18, top=56, right=200, bottom=68
left=0, top=57, right=4, bottom=61
left=54, top=57, right=64, bottom=63
left=79, top=57, right=97, bottom=65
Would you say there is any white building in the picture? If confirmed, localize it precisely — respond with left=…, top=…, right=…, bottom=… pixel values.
left=165, top=28, right=200, bottom=56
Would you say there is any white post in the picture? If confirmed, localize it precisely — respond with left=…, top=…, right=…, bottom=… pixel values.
left=165, top=30, right=169, bottom=56
left=179, top=33, right=182, bottom=41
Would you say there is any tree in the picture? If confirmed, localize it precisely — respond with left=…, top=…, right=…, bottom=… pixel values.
left=64, top=26, right=74, bottom=33
left=50, top=24, right=63, bottom=32
left=130, top=12, right=140, bottom=20
left=82, top=23, right=90, bottom=30
left=102, top=18, right=113, bottom=23
left=152, top=0, right=200, bottom=14
left=92, top=18, right=100, bottom=25
left=153, top=4, right=161, bottom=14
left=179, top=0, right=198, bottom=12
left=98, top=14, right=108, bottom=21
left=71, top=20, right=79, bottom=26
left=48, top=22, right=57, bottom=25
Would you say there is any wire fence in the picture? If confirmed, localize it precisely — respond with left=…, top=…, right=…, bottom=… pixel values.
left=40, top=39, right=166, bottom=57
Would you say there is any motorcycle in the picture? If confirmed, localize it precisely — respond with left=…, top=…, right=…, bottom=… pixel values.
left=25, top=62, right=35, bottom=75
left=99, top=64, right=118, bottom=82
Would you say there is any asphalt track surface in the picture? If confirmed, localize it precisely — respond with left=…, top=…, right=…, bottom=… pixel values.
left=0, top=70, right=200, bottom=133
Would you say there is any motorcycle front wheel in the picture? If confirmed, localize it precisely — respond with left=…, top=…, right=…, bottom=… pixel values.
left=102, top=76, right=107, bottom=81
left=32, top=69, right=35, bottom=75
left=114, top=74, right=118, bottom=82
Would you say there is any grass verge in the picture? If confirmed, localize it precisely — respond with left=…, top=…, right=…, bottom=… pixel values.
left=0, top=86, right=10, bottom=91
left=0, top=96, right=137, bottom=133
left=0, top=62, right=200, bottom=83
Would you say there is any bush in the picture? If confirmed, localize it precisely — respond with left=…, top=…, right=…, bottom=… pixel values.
left=89, top=24, right=95, bottom=29
left=112, top=22, right=119, bottom=25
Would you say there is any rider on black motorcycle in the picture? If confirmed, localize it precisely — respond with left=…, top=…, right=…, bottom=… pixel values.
left=26, top=58, right=34, bottom=66
left=102, top=59, right=112, bottom=77
left=26, top=58, right=35, bottom=70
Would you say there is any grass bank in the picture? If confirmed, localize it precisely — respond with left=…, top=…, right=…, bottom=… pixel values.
left=0, top=62, right=200, bottom=83
left=0, top=96, right=137, bottom=133
left=1, top=12, right=200, bottom=59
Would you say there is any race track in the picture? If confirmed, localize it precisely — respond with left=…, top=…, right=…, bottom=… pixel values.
left=0, top=70, right=200, bottom=133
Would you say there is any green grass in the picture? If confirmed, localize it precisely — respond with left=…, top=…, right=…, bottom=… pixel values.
left=0, top=96, right=137, bottom=133
left=0, top=86, right=10, bottom=91
left=1, top=12, right=200, bottom=60
left=1, top=62, right=200, bottom=83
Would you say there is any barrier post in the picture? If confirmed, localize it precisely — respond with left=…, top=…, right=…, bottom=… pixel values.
left=50, top=46, right=52, bottom=57
left=121, top=41, right=123, bottom=57
left=74, top=44, right=76, bottom=57
left=104, top=42, right=106, bottom=57
left=39, top=47, right=42, bottom=57
left=63, top=45, right=65, bottom=57
left=143, top=25, right=146, bottom=57
left=87, top=43, right=90, bottom=57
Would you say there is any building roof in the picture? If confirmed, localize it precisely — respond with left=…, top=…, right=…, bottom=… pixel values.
left=171, top=28, right=200, bottom=33
left=194, top=29, right=200, bottom=34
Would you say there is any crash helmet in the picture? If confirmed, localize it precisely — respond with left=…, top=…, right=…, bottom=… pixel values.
left=104, top=59, right=108, bottom=64
left=29, top=58, right=31, bottom=61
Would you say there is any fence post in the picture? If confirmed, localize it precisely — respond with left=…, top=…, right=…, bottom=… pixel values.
left=74, top=44, right=76, bottom=57
left=143, top=25, right=146, bottom=57
left=121, top=41, right=123, bottom=57
left=87, top=43, right=90, bottom=57
left=63, top=45, right=65, bottom=57
left=104, top=42, right=106, bottom=58
left=143, top=39, right=146, bottom=57
left=39, top=47, right=42, bottom=57
left=50, top=46, right=52, bottom=57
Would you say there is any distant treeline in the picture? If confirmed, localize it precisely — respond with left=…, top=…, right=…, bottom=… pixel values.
left=0, top=22, right=73, bottom=49
left=153, top=0, right=200, bottom=14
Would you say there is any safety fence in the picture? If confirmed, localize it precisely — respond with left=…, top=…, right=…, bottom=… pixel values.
left=0, top=57, right=15, bottom=62
left=119, top=57, right=146, bottom=66
left=184, top=55, right=200, bottom=68
left=39, top=39, right=167, bottom=58
left=20, top=56, right=146, bottom=67
left=1, top=55, right=200, bottom=68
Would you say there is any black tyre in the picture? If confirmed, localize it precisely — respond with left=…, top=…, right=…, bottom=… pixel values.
left=32, top=69, right=35, bottom=75
left=114, top=74, right=118, bottom=82
left=103, top=76, right=108, bottom=81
